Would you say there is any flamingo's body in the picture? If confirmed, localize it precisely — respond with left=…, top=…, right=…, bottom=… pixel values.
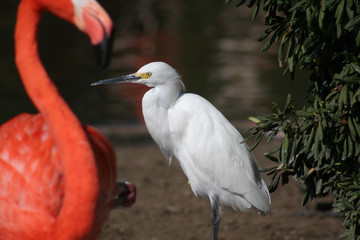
left=0, top=0, right=135, bottom=239
left=0, top=114, right=116, bottom=239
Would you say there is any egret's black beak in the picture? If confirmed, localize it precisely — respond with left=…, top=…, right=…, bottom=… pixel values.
left=91, top=74, right=141, bottom=86
left=93, top=28, right=115, bottom=69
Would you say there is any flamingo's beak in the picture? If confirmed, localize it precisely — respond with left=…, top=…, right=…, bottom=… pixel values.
left=74, top=0, right=114, bottom=69
left=93, top=28, right=114, bottom=69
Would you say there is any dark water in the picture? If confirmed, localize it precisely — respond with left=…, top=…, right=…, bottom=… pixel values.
left=0, top=0, right=308, bottom=126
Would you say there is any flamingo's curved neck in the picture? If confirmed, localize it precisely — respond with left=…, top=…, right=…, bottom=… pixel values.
left=15, top=0, right=99, bottom=238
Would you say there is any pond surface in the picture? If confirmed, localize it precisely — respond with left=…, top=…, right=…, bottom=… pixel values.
left=1, top=0, right=308, bottom=126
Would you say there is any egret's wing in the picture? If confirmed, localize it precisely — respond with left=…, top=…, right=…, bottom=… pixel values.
left=168, top=94, right=270, bottom=213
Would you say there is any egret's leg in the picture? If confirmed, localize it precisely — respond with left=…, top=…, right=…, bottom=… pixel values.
left=210, top=197, right=220, bottom=240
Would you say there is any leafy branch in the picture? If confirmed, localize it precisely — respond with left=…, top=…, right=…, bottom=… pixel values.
left=227, top=0, right=360, bottom=238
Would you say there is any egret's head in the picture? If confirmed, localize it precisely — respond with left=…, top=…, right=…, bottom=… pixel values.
left=135, top=62, right=180, bottom=86
left=92, top=62, right=185, bottom=90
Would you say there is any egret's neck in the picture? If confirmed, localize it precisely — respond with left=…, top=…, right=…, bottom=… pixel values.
left=151, top=80, right=185, bottom=109
left=15, top=1, right=99, bottom=237
left=142, top=81, right=184, bottom=162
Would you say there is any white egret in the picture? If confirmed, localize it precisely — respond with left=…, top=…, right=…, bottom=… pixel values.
left=92, top=62, right=271, bottom=240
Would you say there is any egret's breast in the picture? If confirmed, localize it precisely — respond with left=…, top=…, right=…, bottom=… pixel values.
left=142, top=89, right=174, bottom=161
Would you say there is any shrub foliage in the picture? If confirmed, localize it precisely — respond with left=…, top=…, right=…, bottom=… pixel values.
left=227, top=0, right=360, bottom=238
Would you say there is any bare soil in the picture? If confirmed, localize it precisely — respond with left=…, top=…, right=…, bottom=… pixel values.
left=98, top=124, right=345, bottom=240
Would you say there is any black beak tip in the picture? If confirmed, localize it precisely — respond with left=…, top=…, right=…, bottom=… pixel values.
left=90, top=81, right=100, bottom=86
left=94, top=28, right=115, bottom=69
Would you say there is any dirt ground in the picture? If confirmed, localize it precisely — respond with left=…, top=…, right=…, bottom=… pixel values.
left=97, top=124, right=345, bottom=240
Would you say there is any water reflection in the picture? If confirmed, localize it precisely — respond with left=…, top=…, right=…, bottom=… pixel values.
left=0, top=0, right=307, bottom=126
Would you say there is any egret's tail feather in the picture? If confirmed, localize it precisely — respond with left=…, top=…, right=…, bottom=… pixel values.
left=246, top=179, right=271, bottom=215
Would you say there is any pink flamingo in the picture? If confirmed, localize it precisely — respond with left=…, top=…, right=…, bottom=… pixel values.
left=0, top=0, right=135, bottom=239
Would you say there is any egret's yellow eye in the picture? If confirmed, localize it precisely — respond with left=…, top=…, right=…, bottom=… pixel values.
left=135, top=72, right=152, bottom=79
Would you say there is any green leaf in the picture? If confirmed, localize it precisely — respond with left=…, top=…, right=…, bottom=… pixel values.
left=349, top=224, right=356, bottom=240
left=351, top=63, right=360, bottom=74
left=318, top=6, right=325, bottom=29
left=258, top=31, right=271, bottom=42
left=316, top=179, right=323, bottom=195
left=251, top=0, right=260, bottom=21
left=261, top=26, right=284, bottom=52
left=302, top=190, right=310, bottom=206
left=342, top=137, right=348, bottom=160
left=249, top=133, right=263, bottom=151
left=267, top=129, right=279, bottom=143
left=356, top=31, right=360, bottom=47
left=345, top=15, right=360, bottom=30
left=268, top=175, right=280, bottom=193
left=335, top=0, right=345, bottom=25
left=295, top=110, right=310, bottom=118
left=341, top=200, right=355, bottom=210
left=235, top=0, right=247, bottom=7
left=306, top=7, right=312, bottom=27
left=283, top=94, right=293, bottom=112
left=288, top=55, right=295, bottom=72
left=347, top=185, right=360, bottom=190
left=248, top=116, right=261, bottom=124
left=261, top=166, right=278, bottom=172
left=289, top=0, right=307, bottom=12
left=281, top=134, right=289, bottom=163
left=314, top=121, right=323, bottom=160
left=247, top=0, right=257, bottom=8
left=265, top=153, right=279, bottom=163
left=347, top=117, right=358, bottom=140
left=304, top=126, right=315, bottom=152
left=339, top=84, right=349, bottom=111
left=241, top=134, right=253, bottom=144
left=285, top=36, right=295, bottom=62
left=316, top=121, right=324, bottom=141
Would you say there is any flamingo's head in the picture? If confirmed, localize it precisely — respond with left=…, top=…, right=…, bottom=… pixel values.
left=37, top=0, right=114, bottom=68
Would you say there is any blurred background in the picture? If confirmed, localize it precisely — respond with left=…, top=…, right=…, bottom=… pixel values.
left=1, top=1, right=345, bottom=239
left=1, top=0, right=308, bottom=126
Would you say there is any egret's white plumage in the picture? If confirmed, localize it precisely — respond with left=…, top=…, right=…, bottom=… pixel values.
left=92, top=61, right=271, bottom=240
